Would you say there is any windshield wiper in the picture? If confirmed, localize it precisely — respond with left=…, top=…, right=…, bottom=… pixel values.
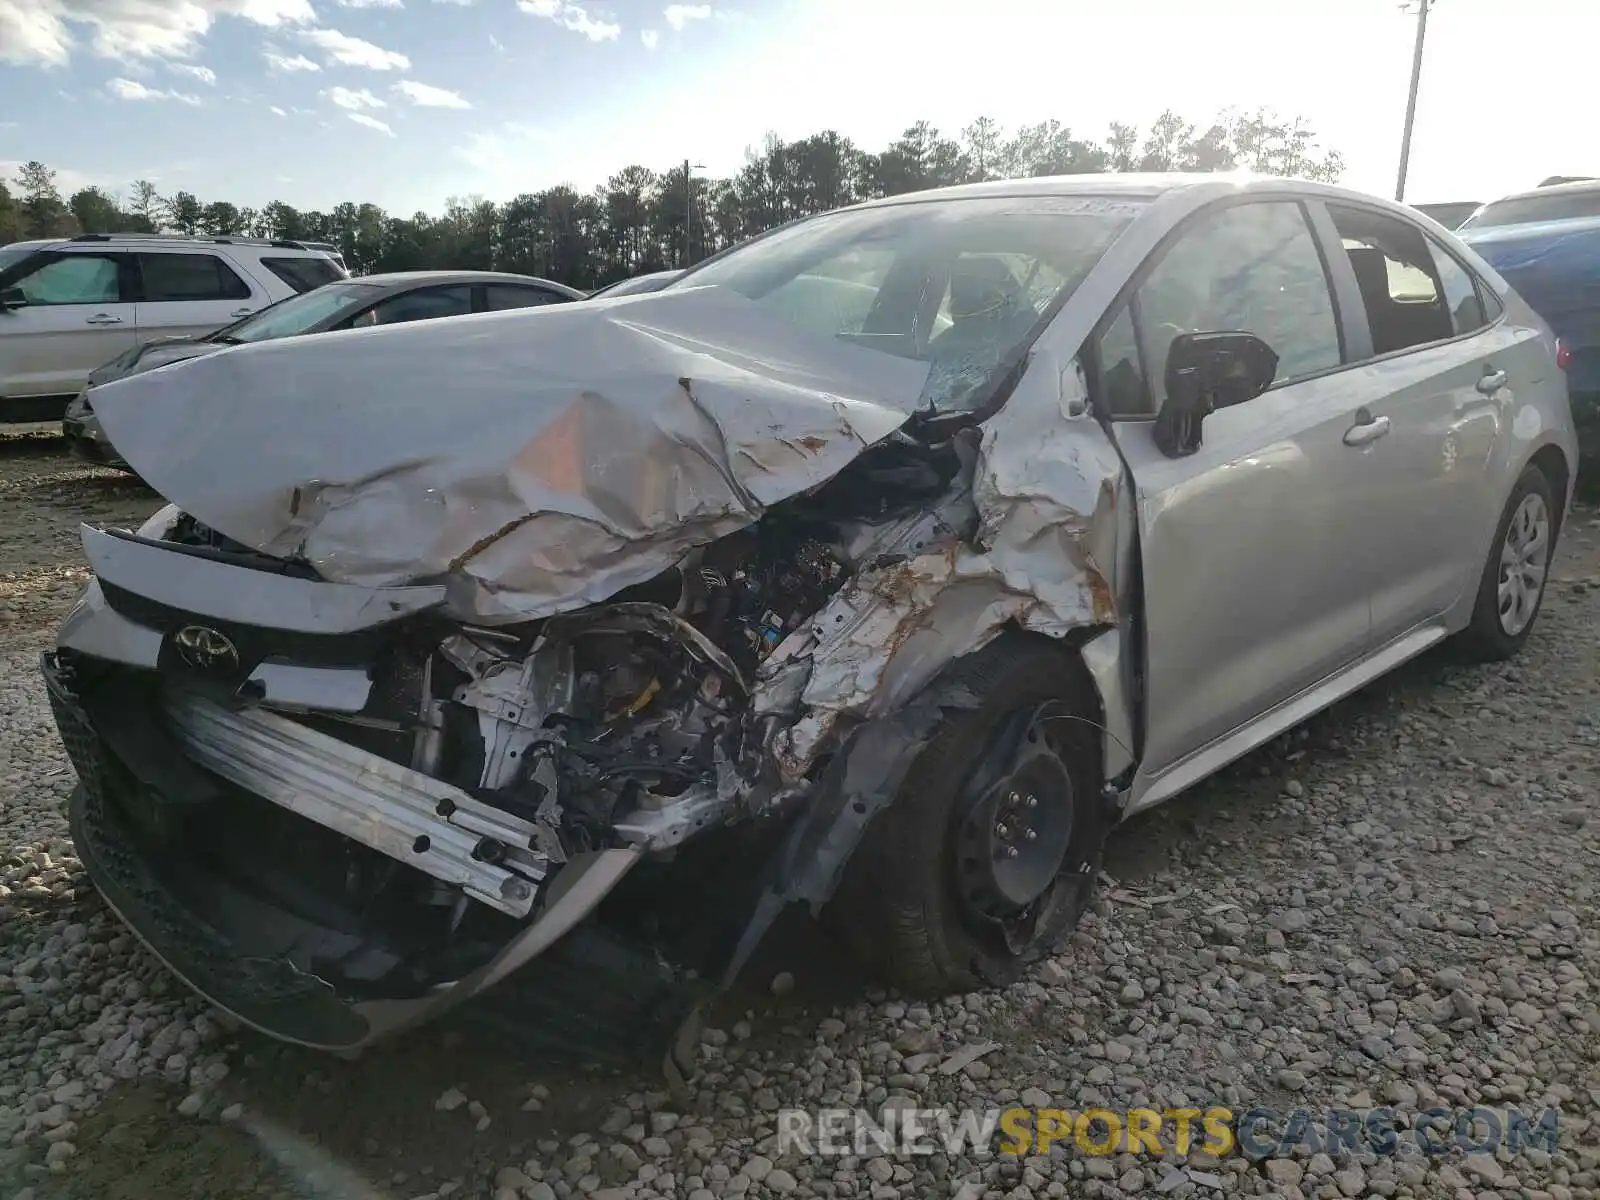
left=210, top=335, right=244, bottom=345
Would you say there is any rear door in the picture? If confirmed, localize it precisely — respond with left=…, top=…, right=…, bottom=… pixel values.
left=0, top=251, right=139, bottom=398
left=133, top=251, right=260, bottom=342
left=1318, top=202, right=1511, bottom=644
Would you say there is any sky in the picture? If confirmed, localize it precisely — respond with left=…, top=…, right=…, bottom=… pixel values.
left=0, top=0, right=1593, bottom=216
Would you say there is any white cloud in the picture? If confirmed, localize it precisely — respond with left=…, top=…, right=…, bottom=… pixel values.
left=170, top=62, right=215, bottom=83
left=106, top=76, right=201, bottom=103
left=347, top=112, right=395, bottom=136
left=336, top=0, right=402, bottom=6
left=263, top=47, right=318, bottom=71
left=0, top=0, right=315, bottom=68
left=269, top=104, right=287, bottom=115
left=325, top=85, right=386, bottom=109
left=663, top=3, right=709, bottom=30
left=432, top=0, right=474, bottom=4
left=454, top=121, right=549, bottom=173
left=301, top=27, right=411, bottom=70
left=639, top=27, right=657, bottom=48
left=516, top=0, right=619, bottom=42
left=394, top=79, right=470, bottom=108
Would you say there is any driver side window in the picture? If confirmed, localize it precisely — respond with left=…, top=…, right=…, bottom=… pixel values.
left=1097, top=201, right=1342, bottom=419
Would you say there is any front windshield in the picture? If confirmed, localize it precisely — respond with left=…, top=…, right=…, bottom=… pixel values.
left=674, top=195, right=1142, bottom=413
left=1460, top=190, right=1600, bottom=229
left=221, top=280, right=382, bottom=344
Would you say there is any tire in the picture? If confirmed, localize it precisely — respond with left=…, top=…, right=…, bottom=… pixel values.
left=1457, top=463, right=1557, bottom=662
left=828, top=637, right=1111, bottom=996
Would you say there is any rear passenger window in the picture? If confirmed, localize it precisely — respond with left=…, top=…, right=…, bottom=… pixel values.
left=1327, top=205, right=1456, bottom=356
left=139, top=253, right=251, bottom=302
left=483, top=285, right=563, bottom=311
left=367, top=286, right=473, bottom=325
left=260, top=256, right=343, bottom=293
left=1426, top=241, right=1489, bottom=336
left=1134, top=201, right=1341, bottom=410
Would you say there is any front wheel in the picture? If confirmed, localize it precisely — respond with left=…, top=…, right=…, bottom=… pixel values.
left=828, top=638, right=1112, bottom=995
left=1457, top=463, right=1557, bottom=661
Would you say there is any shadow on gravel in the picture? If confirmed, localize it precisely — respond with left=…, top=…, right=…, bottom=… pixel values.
left=0, top=431, right=74, bottom=459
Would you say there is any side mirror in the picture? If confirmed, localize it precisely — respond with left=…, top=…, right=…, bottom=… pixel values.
left=1153, top=331, right=1279, bottom=458
left=0, top=287, right=26, bottom=312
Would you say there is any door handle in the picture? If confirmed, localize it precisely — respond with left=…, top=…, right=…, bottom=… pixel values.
left=1343, top=411, right=1391, bottom=447
left=1477, top=368, right=1508, bottom=394
left=229, top=307, right=254, bottom=318
left=84, top=313, right=123, bottom=326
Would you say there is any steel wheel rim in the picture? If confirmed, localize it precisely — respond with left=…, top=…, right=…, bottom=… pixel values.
left=1497, top=492, right=1549, bottom=637
left=951, top=703, right=1086, bottom=954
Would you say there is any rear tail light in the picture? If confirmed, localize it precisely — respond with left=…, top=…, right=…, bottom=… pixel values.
left=1555, top=339, right=1573, bottom=370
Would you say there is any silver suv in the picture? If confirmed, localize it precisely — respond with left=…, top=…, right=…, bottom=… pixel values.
left=0, top=233, right=347, bottom=423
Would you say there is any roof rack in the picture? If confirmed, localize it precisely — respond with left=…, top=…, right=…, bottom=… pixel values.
left=69, top=232, right=316, bottom=251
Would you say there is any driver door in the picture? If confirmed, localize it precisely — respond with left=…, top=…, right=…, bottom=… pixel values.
left=0, top=251, right=139, bottom=399
left=1094, top=199, right=1375, bottom=784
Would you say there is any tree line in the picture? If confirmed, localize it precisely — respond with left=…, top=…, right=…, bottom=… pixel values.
left=0, top=108, right=1343, bottom=290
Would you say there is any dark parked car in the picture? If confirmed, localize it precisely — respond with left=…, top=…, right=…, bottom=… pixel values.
left=1459, top=186, right=1600, bottom=457
left=64, top=270, right=584, bottom=468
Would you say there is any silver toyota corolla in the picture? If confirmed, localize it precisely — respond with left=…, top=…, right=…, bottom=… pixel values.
left=43, top=174, right=1578, bottom=1064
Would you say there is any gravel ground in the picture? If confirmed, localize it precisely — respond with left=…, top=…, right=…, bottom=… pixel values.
left=0, top=431, right=1597, bottom=1200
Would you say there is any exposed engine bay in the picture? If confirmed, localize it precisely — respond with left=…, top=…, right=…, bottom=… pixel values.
left=384, top=435, right=965, bottom=876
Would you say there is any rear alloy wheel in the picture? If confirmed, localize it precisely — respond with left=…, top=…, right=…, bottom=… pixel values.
left=830, top=639, right=1111, bottom=995
left=1458, top=463, right=1557, bottom=661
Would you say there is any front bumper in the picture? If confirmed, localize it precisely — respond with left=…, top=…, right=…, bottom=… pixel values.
left=42, top=524, right=717, bottom=1053
left=61, top=397, right=127, bottom=468
left=47, top=648, right=657, bottom=1051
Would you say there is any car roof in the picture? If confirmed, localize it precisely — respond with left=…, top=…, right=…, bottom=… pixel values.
left=1485, top=178, right=1600, bottom=204
left=351, top=269, right=583, bottom=294
left=807, top=172, right=1447, bottom=236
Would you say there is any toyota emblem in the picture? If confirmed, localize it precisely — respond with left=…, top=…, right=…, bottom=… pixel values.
left=173, top=625, right=240, bottom=673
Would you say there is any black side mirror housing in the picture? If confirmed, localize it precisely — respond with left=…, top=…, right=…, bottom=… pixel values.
left=0, top=287, right=26, bottom=312
left=1153, top=331, right=1279, bottom=458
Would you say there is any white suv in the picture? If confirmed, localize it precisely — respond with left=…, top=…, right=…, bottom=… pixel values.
left=0, top=233, right=347, bottom=423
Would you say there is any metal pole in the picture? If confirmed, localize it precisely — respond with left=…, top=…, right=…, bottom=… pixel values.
left=684, top=158, right=692, bottom=268
left=1394, top=0, right=1430, bottom=202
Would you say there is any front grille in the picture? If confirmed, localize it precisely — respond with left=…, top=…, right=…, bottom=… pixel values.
left=98, top=581, right=388, bottom=673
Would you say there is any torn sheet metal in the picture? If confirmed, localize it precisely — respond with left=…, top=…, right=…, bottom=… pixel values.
left=758, top=351, right=1127, bottom=779
left=90, top=286, right=932, bottom=624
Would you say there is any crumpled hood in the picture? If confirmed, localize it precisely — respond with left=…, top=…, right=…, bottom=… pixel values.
left=88, top=338, right=217, bottom=388
left=91, top=285, right=934, bottom=622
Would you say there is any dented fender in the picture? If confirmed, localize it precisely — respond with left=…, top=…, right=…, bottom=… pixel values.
left=719, top=354, right=1140, bottom=989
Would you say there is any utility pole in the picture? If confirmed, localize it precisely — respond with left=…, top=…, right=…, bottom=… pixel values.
left=1394, top=0, right=1431, bottom=202
left=683, top=159, right=705, bottom=267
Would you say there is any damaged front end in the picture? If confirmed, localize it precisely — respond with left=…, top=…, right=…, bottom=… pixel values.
left=50, top=278, right=1135, bottom=1058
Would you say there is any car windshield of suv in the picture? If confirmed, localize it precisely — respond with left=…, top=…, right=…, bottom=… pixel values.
left=1460, top=190, right=1600, bottom=229
left=671, top=195, right=1142, bottom=414
left=215, top=280, right=383, bottom=344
